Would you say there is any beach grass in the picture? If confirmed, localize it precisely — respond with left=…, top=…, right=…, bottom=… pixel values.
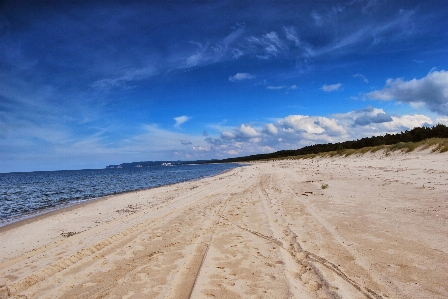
left=282, top=138, right=448, bottom=160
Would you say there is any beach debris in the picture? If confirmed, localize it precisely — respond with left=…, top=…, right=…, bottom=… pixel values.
left=116, top=204, right=140, bottom=215
left=302, top=191, right=314, bottom=196
left=60, top=231, right=80, bottom=238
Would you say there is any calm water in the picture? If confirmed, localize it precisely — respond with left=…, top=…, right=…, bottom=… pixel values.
left=0, top=164, right=240, bottom=227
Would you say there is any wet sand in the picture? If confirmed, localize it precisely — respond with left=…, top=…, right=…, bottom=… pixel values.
left=1, top=149, right=447, bottom=298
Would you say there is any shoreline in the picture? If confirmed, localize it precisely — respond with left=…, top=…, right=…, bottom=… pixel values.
left=0, top=165, right=242, bottom=232
left=1, top=150, right=447, bottom=298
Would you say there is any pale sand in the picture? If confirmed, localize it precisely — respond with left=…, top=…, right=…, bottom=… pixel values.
left=1, top=149, right=447, bottom=299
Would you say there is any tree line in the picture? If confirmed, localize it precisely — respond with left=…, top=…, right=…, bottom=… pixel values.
left=218, top=124, right=448, bottom=162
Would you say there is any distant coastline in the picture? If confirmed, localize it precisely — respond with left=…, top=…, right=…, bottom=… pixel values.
left=105, top=159, right=217, bottom=169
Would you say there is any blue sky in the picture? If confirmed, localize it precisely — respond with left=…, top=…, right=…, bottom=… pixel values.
left=1, top=0, right=448, bottom=172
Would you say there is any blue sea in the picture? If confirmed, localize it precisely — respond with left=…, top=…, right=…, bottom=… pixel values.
left=0, top=163, right=241, bottom=227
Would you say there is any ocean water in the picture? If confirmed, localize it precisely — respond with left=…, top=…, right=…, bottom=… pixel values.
left=0, top=163, right=241, bottom=227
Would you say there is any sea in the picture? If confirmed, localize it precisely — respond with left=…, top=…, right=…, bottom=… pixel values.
left=0, top=163, right=241, bottom=228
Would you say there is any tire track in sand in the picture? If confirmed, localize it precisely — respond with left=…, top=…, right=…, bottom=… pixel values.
left=214, top=172, right=383, bottom=299
left=259, top=172, right=383, bottom=299
left=164, top=186, right=245, bottom=299
left=1, top=171, right=243, bottom=299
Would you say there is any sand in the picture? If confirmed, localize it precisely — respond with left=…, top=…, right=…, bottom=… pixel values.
left=1, top=149, right=447, bottom=299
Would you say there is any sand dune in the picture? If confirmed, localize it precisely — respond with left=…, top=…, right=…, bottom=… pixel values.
left=1, top=149, right=447, bottom=299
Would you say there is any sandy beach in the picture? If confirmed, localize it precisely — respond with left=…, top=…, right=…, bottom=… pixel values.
left=1, top=149, right=447, bottom=299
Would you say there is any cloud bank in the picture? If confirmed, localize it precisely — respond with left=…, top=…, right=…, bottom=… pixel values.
left=197, top=106, right=434, bottom=159
left=367, top=70, right=448, bottom=115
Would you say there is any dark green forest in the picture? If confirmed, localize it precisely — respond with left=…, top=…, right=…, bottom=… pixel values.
left=218, top=124, right=448, bottom=163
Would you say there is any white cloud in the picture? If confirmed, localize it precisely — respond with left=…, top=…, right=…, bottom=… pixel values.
left=408, top=101, right=426, bottom=109
left=321, top=83, right=342, bottom=92
left=283, top=26, right=300, bottom=46
left=338, top=106, right=394, bottom=126
left=134, top=124, right=195, bottom=149
left=314, top=117, right=346, bottom=136
left=229, top=72, right=256, bottom=82
left=221, top=131, right=236, bottom=139
left=310, top=10, right=323, bottom=27
left=314, top=7, right=416, bottom=55
left=436, top=117, right=448, bottom=125
left=247, top=31, right=287, bottom=59
left=231, top=48, right=244, bottom=59
left=236, top=124, right=259, bottom=138
left=92, top=67, right=157, bottom=91
left=279, top=115, right=325, bottom=134
left=220, top=124, right=260, bottom=141
left=221, top=27, right=245, bottom=47
left=186, top=52, right=204, bottom=67
left=174, top=116, right=191, bottom=127
left=262, top=32, right=285, bottom=58
left=354, top=113, right=392, bottom=126
left=366, top=70, right=448, bottom=115
left=192, top=146, right=209, bottom=152
left=267, top=84, right=297, bottom=90
left=201, top=107, right=438, bottom=159
left=264, top=123, right=278, bottom=135
left=226, top=149, right=239, bottom=155
left=267, top=85, right=287, bottom=90
left=383, top=115, right=433, bottom=131
left=185, top=41, right=209, bottom=67
left=333, top=107, right=433, bottom=135
left=354, top=73, right=369, bottom=83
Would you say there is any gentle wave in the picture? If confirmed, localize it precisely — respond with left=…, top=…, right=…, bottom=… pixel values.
left=0, top=164, right=241, bottom=227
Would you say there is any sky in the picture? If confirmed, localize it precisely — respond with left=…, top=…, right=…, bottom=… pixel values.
left=1, top=0, right=448, bottom=172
